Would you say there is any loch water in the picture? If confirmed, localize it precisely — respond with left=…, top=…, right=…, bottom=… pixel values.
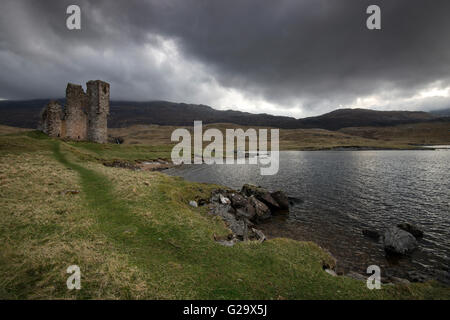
left=164, top=149, right=450, bottom=281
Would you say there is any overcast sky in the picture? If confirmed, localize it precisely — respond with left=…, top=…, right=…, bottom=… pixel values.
left=1, top=0, right=450, bottom=117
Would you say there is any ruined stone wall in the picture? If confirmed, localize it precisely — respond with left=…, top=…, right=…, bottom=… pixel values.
left=87, top=80, right=110, bottom=143
left=65, top=83, right=88, bottom=140
left=39, top=80, right=110, bottom=143
left=40, top=100, right=63, bottom=137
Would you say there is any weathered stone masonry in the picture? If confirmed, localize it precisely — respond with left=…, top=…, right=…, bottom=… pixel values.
left=39, top=80, right=110, bottom=143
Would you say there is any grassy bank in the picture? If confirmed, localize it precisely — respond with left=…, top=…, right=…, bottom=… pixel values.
left=0, top=131, right=449, bottom=299
left=109, top=122, right=450, bottom=151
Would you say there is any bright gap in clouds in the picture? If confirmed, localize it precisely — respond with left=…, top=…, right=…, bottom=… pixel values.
left=417, top=86, right=449, bottom=98
left=137, top=36, right=308, bottom=118
left=139, top=35, right=449, bottom=118
left=344, top=84, right=450, bottom=113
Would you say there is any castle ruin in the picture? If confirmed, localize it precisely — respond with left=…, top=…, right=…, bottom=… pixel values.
left=40, top=80, right=110, bottom=143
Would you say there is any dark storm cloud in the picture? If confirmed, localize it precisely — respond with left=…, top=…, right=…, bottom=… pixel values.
left=1, top=0, right=450, bottom=116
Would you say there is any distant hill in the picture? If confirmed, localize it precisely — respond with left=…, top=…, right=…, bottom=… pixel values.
left=296, top=108, right=439, bottom=130
left=0, top=99, right=448, bottom=130
left=430, top=108, right=450, bottom=117
left=108, top=100, right=300, bottom=128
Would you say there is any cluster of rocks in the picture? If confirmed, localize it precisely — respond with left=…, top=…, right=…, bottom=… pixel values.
left=362, top=223, right=424, bottom=256
left=189, top=186, right=448, bottom=285
left=192, top=184, right=292, bottom=245
left=139, top=159, right=173, bottom=172
left=360, top=223, right=446, bottom=284
left=103, top=160, right=141, bottom=170
left=103, top=159, right=174, bottom=172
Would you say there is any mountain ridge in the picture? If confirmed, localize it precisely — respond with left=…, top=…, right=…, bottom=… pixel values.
left=0, top=99, right=448, bottom=130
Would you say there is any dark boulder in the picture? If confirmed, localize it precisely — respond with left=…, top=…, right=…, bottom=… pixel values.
left=241, top=184, right=279, bottom=208
left=397, top=223, right=424, bottom=238
left=249, top=196, right=271, bottom=221
left=288, top=196, right=303, bottom=206
left=235, top=202, right=256, bottom=221
left=229, top=193, right=248, bottom=208
left=383, top=226, right=418, bottom=255
left=270, top=190, right=290, bottom=210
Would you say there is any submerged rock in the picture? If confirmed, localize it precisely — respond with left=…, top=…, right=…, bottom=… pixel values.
left=241, top=184, right=280, bottom=208
left=270, top=190, right=290, bottom=210
left=362, top=228, right=381, bottom=241
left=288, top=196, right=303, bottom=207
left=397, top=223, right=424, bottom=238
left=383, top=226, right=418, bottom=255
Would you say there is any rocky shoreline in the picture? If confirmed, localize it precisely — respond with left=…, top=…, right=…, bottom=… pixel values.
left=189, top=184, right=295, bottom=245
left=103, top=159, right=175, bottom=171
left=189, top=183, right=449, bottom=286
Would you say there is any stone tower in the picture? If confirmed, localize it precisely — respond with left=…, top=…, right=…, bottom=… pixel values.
left=40, top=100, right=63, bottom=137
left=86, top=80, right=110, bottom=143
left=40, top=80, right=110, bottom=143
left=65, top=83, right=88, bottom=140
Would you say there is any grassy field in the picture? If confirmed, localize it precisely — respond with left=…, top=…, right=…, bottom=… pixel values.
left=339, top=122, right=450, bottom=146
left=0, top=130, right=449, bottom=299
left=0, top=125, right=32, bottom=135
left=109, top=122, right=450, bottom=151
